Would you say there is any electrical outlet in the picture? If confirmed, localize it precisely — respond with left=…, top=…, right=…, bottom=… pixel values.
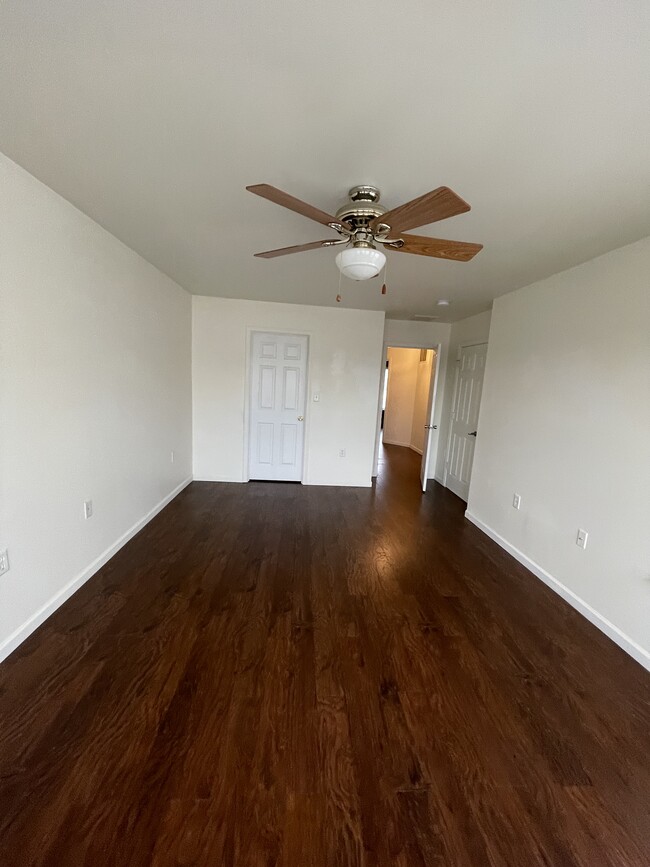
left=576, top=528, right=588, bottom=549
left=512, top=493, right=521, bottom=510
left=170, top=450, right=175, bottom=464
left=84, top=500, right=93, bottom=520
left=0, top=549, right=9, bottom=576
left=339, top=449, right=346, bottom=458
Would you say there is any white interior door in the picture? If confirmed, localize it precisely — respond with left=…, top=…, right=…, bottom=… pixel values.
left=445, top=342, right=488, bottom=501
left=249, top=332, right=308, bottom=482
left=420, top=350, right=439, bottom=492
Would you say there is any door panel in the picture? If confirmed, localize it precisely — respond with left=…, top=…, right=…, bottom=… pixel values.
left=260, top=342, right=277, bottom=359
left=249, top=332, right=308, bottom=481
left=280, top=424, right=297, bottom=465
left=256, top=422, right=274, bottom=465
left=445, top=343, right=487, bottom=501
left=282, top=368, right=300, bottom=410
left=259, top=367, right=275, bottom=408
left=284, top=342, right=302, bottom=360
left=420, top=350, right=439, bottom=492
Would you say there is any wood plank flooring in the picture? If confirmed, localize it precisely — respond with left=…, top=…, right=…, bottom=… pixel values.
left=0, top=444, right=649, bottom=866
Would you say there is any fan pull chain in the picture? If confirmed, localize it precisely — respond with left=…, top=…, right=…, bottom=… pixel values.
left=336, top=260, right=343, bottom=303
left=381, top=256, right=388, bottom=295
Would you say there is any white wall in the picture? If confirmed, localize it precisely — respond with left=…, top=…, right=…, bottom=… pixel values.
left=435, top=310, right=492, bottom=481
left=410, top=350, right=435, bottom=454
left=192, top=296, right=385, bottom=487
left=467, top=238, right=650, bottom=668
left=384, top=348, right=420, bottom=447
left=0, top=154, right=192, bottom=661
left=380, top=319, right=451, bottom=478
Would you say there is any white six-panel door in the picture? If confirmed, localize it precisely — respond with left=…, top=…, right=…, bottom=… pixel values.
left=249, top=332, right=308, bottom=482
left=445, top=342, right=488, bottom=502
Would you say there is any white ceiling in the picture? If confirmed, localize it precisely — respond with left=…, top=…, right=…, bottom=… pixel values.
left=1, top=1, right=649, bottom=322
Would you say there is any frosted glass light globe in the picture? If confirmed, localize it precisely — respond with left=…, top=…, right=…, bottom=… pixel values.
left=335, top=247, right=386, bottom=281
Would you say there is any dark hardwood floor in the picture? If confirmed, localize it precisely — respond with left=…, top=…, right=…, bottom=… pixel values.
left=1, top=444, right=649, bottom=866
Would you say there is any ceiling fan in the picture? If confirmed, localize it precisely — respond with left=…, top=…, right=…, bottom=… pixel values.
left=247, top=183, right=483, bottom=282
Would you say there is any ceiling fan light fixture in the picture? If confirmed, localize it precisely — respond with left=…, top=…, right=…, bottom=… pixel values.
left=335, top=246, right=386, bottom=281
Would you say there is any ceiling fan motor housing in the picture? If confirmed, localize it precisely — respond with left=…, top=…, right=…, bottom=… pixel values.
left=335, top=185, right=387, bottom=233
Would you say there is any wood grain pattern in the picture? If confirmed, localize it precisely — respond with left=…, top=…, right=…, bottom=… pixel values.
left=371, top=185, right=470, bottom=234
left=0, top=444, right=648, bottom=866
left=392, top=233, right=483, bottom=261
left=254, top=239, right=341, bottom=258
left=247, top=184, right=339, bottom=227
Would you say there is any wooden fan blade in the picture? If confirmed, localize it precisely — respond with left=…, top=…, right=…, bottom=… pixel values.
left=372, top=186, right=471, bottom=234
left=391, top=234, right=483, bottom=262
left=254, top=239, right=342, bottom=258
left=247, top=184, right=339, bottom=227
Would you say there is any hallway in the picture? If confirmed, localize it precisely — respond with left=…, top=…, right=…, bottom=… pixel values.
left=376, top=440, right=424, bottom=490
left=0, top=448, right=648, bottom=865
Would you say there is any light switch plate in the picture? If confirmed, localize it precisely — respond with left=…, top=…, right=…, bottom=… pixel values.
left=0, top=549, right=9, bottom=576
left=576, top=528, right=588, bottom=549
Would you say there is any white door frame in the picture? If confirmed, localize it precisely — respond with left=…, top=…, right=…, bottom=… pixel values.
left=442, top=340, right=487, bottom=491
left=372, top=341, right=442, bottom=480
left=244, top=328, right=311, bottom=483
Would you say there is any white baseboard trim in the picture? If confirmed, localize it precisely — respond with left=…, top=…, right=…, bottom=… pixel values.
left=0, top=477, right=193, bottom=664
left=465, top=511, right=650, bottom=672
left=409, top=445, right=423, bottom=455
left=192, top=476, right=246, bottom=483
left=381, top=438, right=411, bottom=448
left=307, top=479, right=373, bottom=488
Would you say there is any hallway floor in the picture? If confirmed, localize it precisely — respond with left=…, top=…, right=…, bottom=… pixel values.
left=0, top=447, right=648, bottom=865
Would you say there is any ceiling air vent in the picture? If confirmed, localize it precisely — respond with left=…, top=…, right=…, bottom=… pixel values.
left=410, top=314, right=439, bottom=322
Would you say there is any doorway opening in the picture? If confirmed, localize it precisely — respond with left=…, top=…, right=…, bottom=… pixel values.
left=375, top=345, right=440, bottom=491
